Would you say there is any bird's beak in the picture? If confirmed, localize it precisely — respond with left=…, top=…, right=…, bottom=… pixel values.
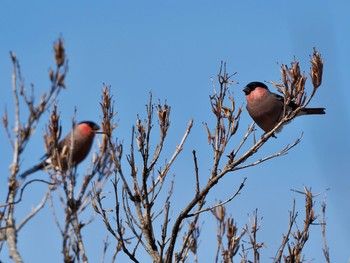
left=243, top=86, right=250, bottom=95
left=93, top=130, right=107, bottom=134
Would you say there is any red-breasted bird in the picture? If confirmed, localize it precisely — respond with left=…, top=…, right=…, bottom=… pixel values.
left=243, top=81, right=325, bottom=133
left=19, top=121, right=101, bottom=179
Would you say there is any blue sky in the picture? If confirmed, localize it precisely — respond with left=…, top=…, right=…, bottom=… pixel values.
left=1, top=1, right=349, bottom=262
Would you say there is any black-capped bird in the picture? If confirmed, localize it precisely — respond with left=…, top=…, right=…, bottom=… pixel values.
left=19, top=121, right=101, bottom=179
left=243, top=82, right=325, bottom=133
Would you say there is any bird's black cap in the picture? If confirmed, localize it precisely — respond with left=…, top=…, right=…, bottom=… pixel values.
left=79, top=121, right=100, bottom=131
left=243, top=81, right=268, bottom=95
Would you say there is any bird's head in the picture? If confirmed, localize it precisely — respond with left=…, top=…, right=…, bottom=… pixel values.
left=77, top=121, right=102, bottom=137
left=243, top=81, right=269, bottom=95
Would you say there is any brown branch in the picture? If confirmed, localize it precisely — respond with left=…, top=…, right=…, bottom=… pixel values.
left=274, top=200, right=297, bottom=263
left=192, top=150, right=200, bottom=195
left=17, top=186, right=53, bottom=231
left=244, top=210, right=264, bottom=263
left=149, top=119, right=193, bottom=194
left=10, top=51, right=20, bottom=178
left=4, top=51, right=23, bottom=263
left=233, top=122, right=255, bottom=158
left=321, top=198, right=330, bottom=263
left=159, top=195, right=171, bottom=259
left=48, top=190, right=64, bottom=235
left=113, top=180, right=140, bottom=262
left=177, top=203, right=204, bottom=262
left=71, top=213, right=88, bottom=262
left=138, top=95, right=160, bottom=262
left=234, top=134, right=302, bottom=171
left=281, top=187, right=319, bottom=262
left=0, top=179, right=55, bottom=208
left=100, top=236, right=110, bottom=263
left=187, top=177, right=246, bottom=217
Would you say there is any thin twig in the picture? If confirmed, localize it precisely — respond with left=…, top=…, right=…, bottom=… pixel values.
left=17, top=187, right=52, bottom=231
left=187, top=178, right=246, bottom=217
left=274, top=200, right=297, bottom=263
left=234, top=134, right=302, bottom=171
left=321, top=198, right=330, bottom=263
left=149, top=119, right=193, bottom=193
left=192, top=150, right=200, bottom=195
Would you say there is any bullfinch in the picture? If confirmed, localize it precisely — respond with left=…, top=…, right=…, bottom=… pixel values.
left=243, top=81, right=325, bottom=133
left=19, top=121, right=101, bottom=179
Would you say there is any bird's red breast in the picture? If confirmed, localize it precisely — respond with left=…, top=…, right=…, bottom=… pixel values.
left=19, top=120, right=100, bottom=179
left=245, top=86, right=270, bottom=104
left=77, top=123, right=96, bottom=138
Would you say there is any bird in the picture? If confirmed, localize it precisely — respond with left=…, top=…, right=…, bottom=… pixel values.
left=243, top=81, right=325, bottom=133
left=19, top=121, right=101, bottom=179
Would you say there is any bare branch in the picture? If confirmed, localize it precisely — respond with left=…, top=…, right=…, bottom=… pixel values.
left=0, top=179, right=55, bottom=208
left=187, top=177, right=246, bottom=218
left=274, top=200, right=297, bottom=263
left=244, top=210, right=264, bottom=263
left=192, top=150, right=200, bottom=195
left=321, top=197, right=330, bottom=263
left=149, top=119, right=193, bottom=193
left=17, top=187, right=52, bottom=231
left=234, top=134, right=302, bottom=171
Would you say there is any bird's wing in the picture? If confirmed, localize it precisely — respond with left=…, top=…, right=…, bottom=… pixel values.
left=272, top=93, right=284, bottom=102
left=272, top=93, right=298, bottom=111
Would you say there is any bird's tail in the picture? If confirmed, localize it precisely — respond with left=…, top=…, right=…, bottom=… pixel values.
left=301, top=108, right=326, bottom=115
left=19, top=162, right=46, bottom=179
